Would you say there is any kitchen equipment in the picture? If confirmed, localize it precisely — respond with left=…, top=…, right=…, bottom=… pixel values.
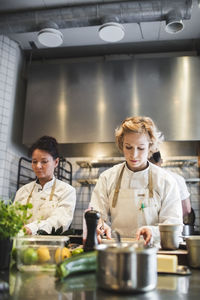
left=182, top=225, right=195, bottom=236
left=96, top=242, right=157, bottom=293
left=159, top=224, right=182, bottom=250
left=185, top=236, right=200, bottom=268
left=15, top=235, right=69, bottom=272
left=84, top=209, right=100, bottom=252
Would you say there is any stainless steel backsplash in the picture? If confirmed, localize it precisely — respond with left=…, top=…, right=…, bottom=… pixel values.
left=23, top=55, right=200, bottom=156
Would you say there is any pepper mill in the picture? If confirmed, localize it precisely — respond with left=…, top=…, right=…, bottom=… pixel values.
left=84, top=209, right=100, bottom=252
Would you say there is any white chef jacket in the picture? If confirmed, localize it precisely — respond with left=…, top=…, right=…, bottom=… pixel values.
left=166, top=170, right=190, bottom=200
left=90, top=162, right=183, bottom=245
left=14, top=176, right=76, bottom=235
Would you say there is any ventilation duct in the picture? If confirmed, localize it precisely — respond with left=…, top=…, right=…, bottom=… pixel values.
left=165, top=10, right=184, bottom=33
left=0, top=0, right=193, bottom=35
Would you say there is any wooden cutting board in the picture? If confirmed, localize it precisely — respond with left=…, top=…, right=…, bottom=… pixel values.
left=102, top=237, right=138, bottom=244
left=157, top=249, right=188, bottom=255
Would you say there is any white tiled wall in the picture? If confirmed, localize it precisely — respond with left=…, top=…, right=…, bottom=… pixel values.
left=68, top=157, right=200, bottom=230
left=0, top=35, right=25, bottom=201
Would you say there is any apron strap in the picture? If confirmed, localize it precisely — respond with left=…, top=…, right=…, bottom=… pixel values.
left=49, top=179, right=56, bottom=201
left=26, top=183, right=36, bottom=204
left=26, top=179, right=56, bottom=204
left=112, top=164, right=125, bottom=208
left=148, top=168, right=153, bottom=198
left=112, top=163, right=153, bottom=208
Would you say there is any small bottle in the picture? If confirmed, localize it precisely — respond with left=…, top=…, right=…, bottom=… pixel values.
left=84, top=209, right=100, bottom=252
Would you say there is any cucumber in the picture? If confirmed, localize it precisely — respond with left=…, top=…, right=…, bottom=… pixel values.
left=56, top=251, right=97, bottom=279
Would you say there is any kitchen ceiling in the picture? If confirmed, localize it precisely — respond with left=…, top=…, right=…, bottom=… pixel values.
left=0, top=0, right=200, bottom=59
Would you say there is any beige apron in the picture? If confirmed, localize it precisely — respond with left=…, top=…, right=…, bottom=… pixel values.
left=26, top=179, right=56, bottom=204
left=109, top=164, right=160, bottom=238
left=26, top=179, right=57, bottom=222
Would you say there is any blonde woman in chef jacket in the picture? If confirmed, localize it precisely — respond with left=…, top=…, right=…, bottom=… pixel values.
left=14, top=136, right=76, bottom=235
left=89, top=116, right=183, bottom=245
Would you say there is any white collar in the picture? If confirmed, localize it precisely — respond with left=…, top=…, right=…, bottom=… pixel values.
left=124, top=161, right=149, bottom=176
left=36, top=176, right=56, bottom=190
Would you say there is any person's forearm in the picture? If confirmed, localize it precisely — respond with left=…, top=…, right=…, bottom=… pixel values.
left=182, top=198, right=191, bottom=216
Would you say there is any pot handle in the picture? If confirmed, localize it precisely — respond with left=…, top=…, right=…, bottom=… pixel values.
left=112, top=230, right=121, bottom=244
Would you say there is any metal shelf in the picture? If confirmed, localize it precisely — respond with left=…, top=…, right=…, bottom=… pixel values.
left=77, top=179, right=98, bottom=186
left=76, top=160, right=124, bottom=168
left=17, top=156, right=73, bottom=189
left=162, top=159, right=197, bottom=168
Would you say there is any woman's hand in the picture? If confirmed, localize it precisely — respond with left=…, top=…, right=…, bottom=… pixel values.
left=136, top=226, right=152, bottom=245
left=24, top=226, right=32, bottom=235
left=97, top=221, right=112, bottom=243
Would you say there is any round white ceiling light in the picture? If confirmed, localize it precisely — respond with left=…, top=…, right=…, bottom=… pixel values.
left=37, top=28, right=63, bottom=47
left=99, top=22, right=125, bottom=43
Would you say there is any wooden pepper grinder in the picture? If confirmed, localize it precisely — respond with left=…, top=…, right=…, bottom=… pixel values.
left=84, top=209, right=100, bottom=252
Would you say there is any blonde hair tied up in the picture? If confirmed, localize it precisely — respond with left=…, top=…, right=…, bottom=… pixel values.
left=115, top=116, right=164, bottom=157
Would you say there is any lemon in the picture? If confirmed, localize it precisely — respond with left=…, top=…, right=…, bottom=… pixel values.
left=55, top=247, right=71, bottom=264
left=23, top=248, right=38, bottom=265
left=37, top=246, right=51, bottom=263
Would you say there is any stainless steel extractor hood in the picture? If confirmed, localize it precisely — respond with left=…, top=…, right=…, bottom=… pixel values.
left=23, top=54, right=200, bottom=151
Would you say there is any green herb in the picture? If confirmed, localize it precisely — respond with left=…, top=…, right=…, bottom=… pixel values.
left=0, top=200, right=32, bottom=239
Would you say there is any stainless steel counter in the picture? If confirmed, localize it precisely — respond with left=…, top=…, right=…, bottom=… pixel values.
left=1, top=267, right=200, bottom=300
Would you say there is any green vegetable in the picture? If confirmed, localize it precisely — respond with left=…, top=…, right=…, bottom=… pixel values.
left=56, top=272, right=96, bottom=292
left=71, top=248, right=84, bottom=256
left=56, top=251, right=97, bottom=279
left=0, top=200, right=32, bottom=239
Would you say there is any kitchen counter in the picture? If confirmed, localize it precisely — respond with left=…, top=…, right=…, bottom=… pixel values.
left=1, top=266, right=200, bottom=300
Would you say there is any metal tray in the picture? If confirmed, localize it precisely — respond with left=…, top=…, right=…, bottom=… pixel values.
left=158, top=265, right=191, bottom=275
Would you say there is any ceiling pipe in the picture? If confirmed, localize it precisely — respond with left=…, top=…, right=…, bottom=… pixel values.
left=0, top=0, right=192, bottom=34
left=165, top=10, right=184, bottom=33
left=0, top=0, right=136, bottom=13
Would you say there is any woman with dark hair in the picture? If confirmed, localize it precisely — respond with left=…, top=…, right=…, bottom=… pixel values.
left=14, top=136, right=76, bottom=235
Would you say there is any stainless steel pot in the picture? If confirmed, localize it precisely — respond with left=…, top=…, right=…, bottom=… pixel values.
left=182, top=225, right=195, bottom=236
left=159, top=224, right=182, bottom=250
left=185, top=236, right=200, bottom=268
left=96, top=242, right=157, bottom=293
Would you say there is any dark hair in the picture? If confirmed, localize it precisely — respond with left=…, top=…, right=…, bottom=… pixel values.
left=28, top=136, right=59, bottom=159
left=149, top=151, right=161, bottom=163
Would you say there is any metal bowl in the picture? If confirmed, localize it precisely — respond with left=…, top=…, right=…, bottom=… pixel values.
left=185, top=236, right=200, bottom=268
left=159, top=224, right=183, bottom=250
